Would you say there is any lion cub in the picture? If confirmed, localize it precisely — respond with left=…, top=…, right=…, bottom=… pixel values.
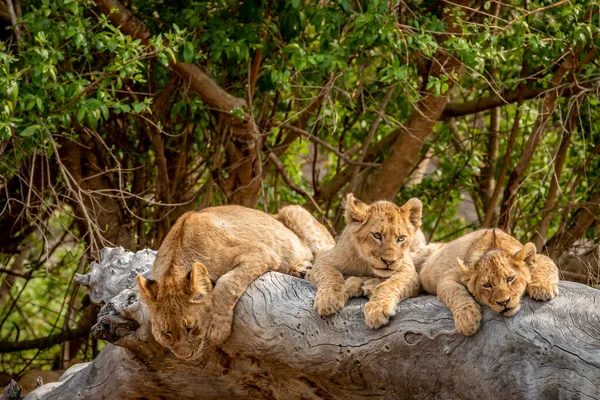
left=307, top=194, right=421, bottom=329
left=419, top=229, right=559, bottom=336
left=137, top=205, right=334, bottom=359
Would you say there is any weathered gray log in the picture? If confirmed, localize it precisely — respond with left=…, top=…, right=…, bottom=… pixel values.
left=23, top=247, right=600, bottom=399
left=0, top=380, right=21, bottom=400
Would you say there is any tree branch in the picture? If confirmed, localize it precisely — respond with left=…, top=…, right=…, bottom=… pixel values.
left=0, top=326, right=89, bottom=353
left=267, top=153, right=335, bottom=234
left=499, top=47, right=597, bottom=230
left=278, top=124, right=381, bottom=168
left=442, top=85, right=575, bottom=118
left=355, top=0, right=474, bottom=202
left=93, top=0, right=262, bottom=207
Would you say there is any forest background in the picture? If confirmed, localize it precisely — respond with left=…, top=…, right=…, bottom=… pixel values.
left=0, top=0, right=599, bottom=380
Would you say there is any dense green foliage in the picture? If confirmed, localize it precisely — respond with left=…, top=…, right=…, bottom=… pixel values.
left=0, top=0, right=598, bottom=377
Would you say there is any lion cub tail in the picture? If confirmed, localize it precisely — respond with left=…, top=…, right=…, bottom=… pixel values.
left=275, top=205, right=335, bottom=257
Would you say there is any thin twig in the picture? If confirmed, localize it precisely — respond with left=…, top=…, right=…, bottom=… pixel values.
left=267, top=153, right=336, bottom=234
left=278, top=124, right=381, bottom=168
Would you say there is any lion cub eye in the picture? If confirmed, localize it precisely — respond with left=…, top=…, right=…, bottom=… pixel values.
left=482, top=283, right=493, bottom=289
left=162, top=330, right=172, bottom=338
left=396, top=235, right=407, bottom=243
left=506, top=276, right=516, bottom=284
left=371, top=232, right=382, bottom=241
left=186, top=324, right=198, bottom=335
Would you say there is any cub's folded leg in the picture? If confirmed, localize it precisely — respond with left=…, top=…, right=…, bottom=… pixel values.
left=361, top=278, right=386, bottom=298
left=275, top=205, right=335, bottom=256
left=527, top=254, right=559, bottom=301
left=363, top=261, right=419, bottom=329
left=437, top=274, right=482, bottom=336
left=209, top=243, right=281, bottom=345
left=344, top=276, right=372, bottom=298
left=308, top=259, right=348, bottom=316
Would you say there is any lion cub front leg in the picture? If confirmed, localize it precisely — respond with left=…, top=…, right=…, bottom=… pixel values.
left=209, top=245, right=281, bottom=345
left=363, top=262, right=420, bottom=329
left=309, top=259, right=348, bottom=316
left=527, top=254, right=559, bottom=301
left=437, top=275, right=482, bottom=336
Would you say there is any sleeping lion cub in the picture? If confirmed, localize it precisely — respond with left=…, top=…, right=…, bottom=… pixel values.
left=419, top=229, right=559, bottom=335
left=307, top=194, right=421, bottom=329
left=137, top=205, right=333, bottom=359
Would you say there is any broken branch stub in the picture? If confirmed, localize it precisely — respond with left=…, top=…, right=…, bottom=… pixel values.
left=22, top=248, right=600, bottom=399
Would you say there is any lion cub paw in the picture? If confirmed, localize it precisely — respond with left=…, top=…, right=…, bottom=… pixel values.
left=313, top=289, right=348, bottom=316
left=209, top=312, right=234, bottom=345
left=289, top=261, right=313, bottom=279
left=528, top=282, right=559, bottom=301
left=361, top=278, right=385, bottom=298
left=344, top=277, right=365, bottom=298
left=453, top=304, right=482, bottom=336
left=364, top=299, right=396, bottom=329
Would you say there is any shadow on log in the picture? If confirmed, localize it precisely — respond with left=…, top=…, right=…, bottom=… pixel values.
left=20, top=248, right=600, bottom=399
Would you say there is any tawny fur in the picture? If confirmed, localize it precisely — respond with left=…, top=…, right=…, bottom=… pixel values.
left=419, top=229, right=559, bottom=336
left=307, top=194, right=422, bottom=329
left=137, top=205, right=334, bottom=359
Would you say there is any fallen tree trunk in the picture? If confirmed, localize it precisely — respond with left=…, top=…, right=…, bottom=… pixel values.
left=21, top=248, right=600, bottom=399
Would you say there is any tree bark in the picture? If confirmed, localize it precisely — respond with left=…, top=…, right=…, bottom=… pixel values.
left=545, top=186, right=600, bottom=262
left=18, top=247, right=600, bottom=400
left=93, top=0, right=262, bottom=207
left=441, top=85, right=578, bottom=118
left=479, top=107, right=499, bottom=219
left=530, top=99, right=579, bottom=251
left=354, top=0, right=473, bottom=202
left=499, top=47, right=597, bottom=231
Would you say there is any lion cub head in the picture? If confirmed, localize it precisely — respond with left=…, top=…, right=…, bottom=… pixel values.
left=137, top=262, right=213, bottom=359
left=344, top=193, right=422, bottom=278
left=458, top=243, right=536, bottom=316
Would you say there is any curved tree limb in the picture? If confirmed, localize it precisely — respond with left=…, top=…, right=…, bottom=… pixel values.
left=93, top=0, right=261, bottom=207
left=355, top=0, right=474, bottom=202
left=0, top=326, right=89, bottom=354
left=19, top=247, right=600, bottom=400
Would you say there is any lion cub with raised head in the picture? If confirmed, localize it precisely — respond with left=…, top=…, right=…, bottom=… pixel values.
left=137, top=205, right=334, bottom=360
left=419, top=229, right=559, bottom=336
left=307, top=194, right=421, bottom=329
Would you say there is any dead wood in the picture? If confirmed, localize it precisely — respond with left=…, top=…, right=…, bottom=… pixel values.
left=17, top=247, right=600, bottom=400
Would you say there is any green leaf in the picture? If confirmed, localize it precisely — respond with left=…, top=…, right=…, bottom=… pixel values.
left=292, top=0, right=300, bottom=9
left=36, top=97, right=44, bottom=112
left=20, top=125, right=39, bottom=137
left=441, top=82, right=449, bottom=94
left=76, top=107, right=86, bottom=122
left=183, top=42, right=195, bottom=64
left=231, top=107, right=245, bottom=119
left=108, top=37, right=118, bottom=52
left=133, top=102, right=145, bottom=113
left=100, top=105, right=109, bottom=120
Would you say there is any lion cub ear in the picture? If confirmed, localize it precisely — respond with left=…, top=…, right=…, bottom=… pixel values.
left=188, top=262, right=212, bottom=303
left=400, top=198, right=422, bottom=229
left=514, top=243, right=536, bottom=266
left=344, top=193, right=369, bottom=225
left=137, top=274, right=158, bottom=302
left=457, top=258, right=471, bottom=274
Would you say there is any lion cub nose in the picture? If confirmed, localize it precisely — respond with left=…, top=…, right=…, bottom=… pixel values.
left=380, top=258, right=396, bottom=267
left=496, top=297, right=511, bottom=306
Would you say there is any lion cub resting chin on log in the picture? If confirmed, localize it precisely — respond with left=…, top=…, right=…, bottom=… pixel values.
left=136, top=205, right=334, bottom=360
left=419, top=229, right=559, bottom=336
left=307, top=194, right=421, bottom=329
